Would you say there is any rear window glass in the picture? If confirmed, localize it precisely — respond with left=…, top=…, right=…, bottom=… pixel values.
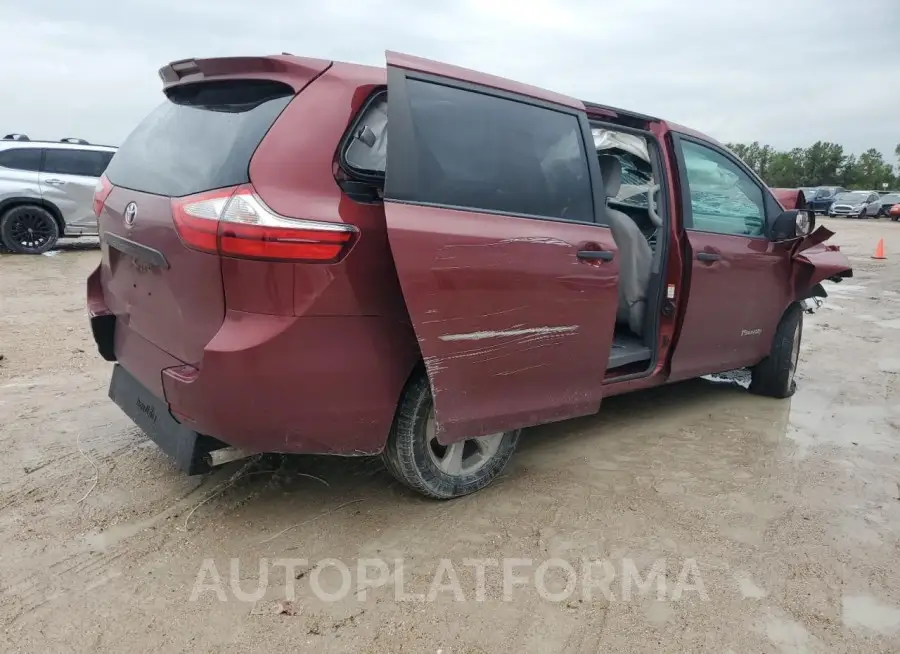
left=105, top=80, right=293, bottom=197
left=44, top=149, right=113, bottom=177
left=345, top=95, right=387, bottom=175
left=0, top=148, right=41, bottom=172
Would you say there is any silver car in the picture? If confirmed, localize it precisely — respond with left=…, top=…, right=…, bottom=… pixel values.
left=0, top=135, right=116, bottom=253
left=828, top=190, right=882, bottom=219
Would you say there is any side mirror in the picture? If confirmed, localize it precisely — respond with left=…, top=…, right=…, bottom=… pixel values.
left=771, top=209, right=814, bottom=241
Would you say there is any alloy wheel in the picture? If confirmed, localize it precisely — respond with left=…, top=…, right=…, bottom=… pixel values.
left=425, top=409, right=504, bottom=476
left=7, top=210, right=54, bottom=252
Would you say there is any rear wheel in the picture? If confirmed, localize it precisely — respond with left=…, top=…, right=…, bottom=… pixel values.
left=749, top=304, right=803, bottom=399
left=382, top=370, right=520, bottom=499
left=0, top=205, right=60, bottom=254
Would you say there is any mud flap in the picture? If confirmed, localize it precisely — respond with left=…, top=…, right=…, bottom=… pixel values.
left=109, top=364, right=212, bottom=475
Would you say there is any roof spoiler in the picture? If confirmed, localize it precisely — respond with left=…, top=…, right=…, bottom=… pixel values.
left=158, top=55, right=332, bottom=94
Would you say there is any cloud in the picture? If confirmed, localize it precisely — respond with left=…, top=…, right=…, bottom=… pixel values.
left=2, top=0, right=898, bottom=158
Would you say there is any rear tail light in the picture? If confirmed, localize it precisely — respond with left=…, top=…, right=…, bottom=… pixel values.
left=93, top=175, right=113, bottom=216
left=171, top=185, right=356, bottom=262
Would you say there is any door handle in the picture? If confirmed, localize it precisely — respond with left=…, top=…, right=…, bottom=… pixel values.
left=577, top=250, right=615, bottom=262
left=696, top=252, right=721, bottom=262
left=44, top=179, right=66, bottom=186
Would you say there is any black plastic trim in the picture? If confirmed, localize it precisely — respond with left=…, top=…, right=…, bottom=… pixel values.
left=337, top=179, right=382, bottom=203
left=584, top=101, right=660, bottom=123
left=105, top=233, right=169, bottom=269
left=0, top=194, right=66, bottom=231
left=90, top=314, right=116, bottom=362
left=799, top=283, right=828, bottom=300
left=577, top=250, right=615, bottom=261
left=108, top=365, right=212, bottom=475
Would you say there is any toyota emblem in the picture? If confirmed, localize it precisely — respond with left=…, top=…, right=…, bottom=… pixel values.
left=124, top=202, right=138, bottom=227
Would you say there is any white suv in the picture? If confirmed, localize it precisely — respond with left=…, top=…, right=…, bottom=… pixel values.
left=0, top=134, right=116, bottom=253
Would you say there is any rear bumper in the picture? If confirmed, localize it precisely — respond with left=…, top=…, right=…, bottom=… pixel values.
left=88, top=267, right=419, bottom=458
left=109, top=364, right=213, bottom=474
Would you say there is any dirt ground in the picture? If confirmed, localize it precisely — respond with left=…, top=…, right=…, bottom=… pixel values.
left=1, top=218, right=899, bottom=653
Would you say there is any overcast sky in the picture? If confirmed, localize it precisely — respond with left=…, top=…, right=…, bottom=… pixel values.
left=3, top=0, right=898, bottom=159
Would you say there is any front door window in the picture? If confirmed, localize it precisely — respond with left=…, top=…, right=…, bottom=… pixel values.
left=681, top=140, right=765, bottom=237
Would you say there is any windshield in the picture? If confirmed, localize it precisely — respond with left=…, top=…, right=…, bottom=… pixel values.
left=834, top=192, right=869, bottom=203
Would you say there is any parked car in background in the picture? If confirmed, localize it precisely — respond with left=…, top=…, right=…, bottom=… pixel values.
left=807, top=186, right=845, bottom=214
left=0, top=135, right=116, bottom=253
left=889, top=203, right=900, bottom=221
left=876, top=192, right=900, bottom=216
left=828, top=191, right=882, bottom=218
left=87, top=51, right=852, bottom=499
left=800, top=187, right=818, bottom=202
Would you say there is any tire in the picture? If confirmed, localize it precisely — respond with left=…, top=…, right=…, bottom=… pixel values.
left=859, top=209, right=866, bottom=219
left=749, top=304, right=803, bottom=399
left=0, top=205, right=60, bottom=254
left=382, top=370, right=520, bottom=499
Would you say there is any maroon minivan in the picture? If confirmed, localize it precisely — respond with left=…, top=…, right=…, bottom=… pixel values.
left=88, top=52, right=852, bottom=498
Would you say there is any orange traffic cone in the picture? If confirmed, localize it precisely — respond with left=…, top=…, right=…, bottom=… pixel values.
left=872, top=239, right=886, bottom=260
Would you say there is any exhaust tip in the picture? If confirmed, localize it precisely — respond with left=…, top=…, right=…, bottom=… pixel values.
left=205, top=447, right=252, bottom=467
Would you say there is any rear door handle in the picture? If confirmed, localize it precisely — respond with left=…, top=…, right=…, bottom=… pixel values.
left=44, top=179, right=66, bottom=186
left=577, top=250, right=615, bottom=262
left=696, top=252, right=721, bottom=262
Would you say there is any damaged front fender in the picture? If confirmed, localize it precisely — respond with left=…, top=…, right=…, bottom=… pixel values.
left=790, top=226, right=853, bottom=299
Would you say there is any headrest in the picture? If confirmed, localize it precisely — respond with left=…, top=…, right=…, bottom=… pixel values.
left=597, top=155, right=622, bottom=199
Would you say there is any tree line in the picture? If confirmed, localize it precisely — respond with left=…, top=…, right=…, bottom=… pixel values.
left=724, top=141, right=900, bottom=191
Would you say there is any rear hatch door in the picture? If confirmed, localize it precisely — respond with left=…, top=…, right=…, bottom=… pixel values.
left=99, top=63, right=327, bottom=364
